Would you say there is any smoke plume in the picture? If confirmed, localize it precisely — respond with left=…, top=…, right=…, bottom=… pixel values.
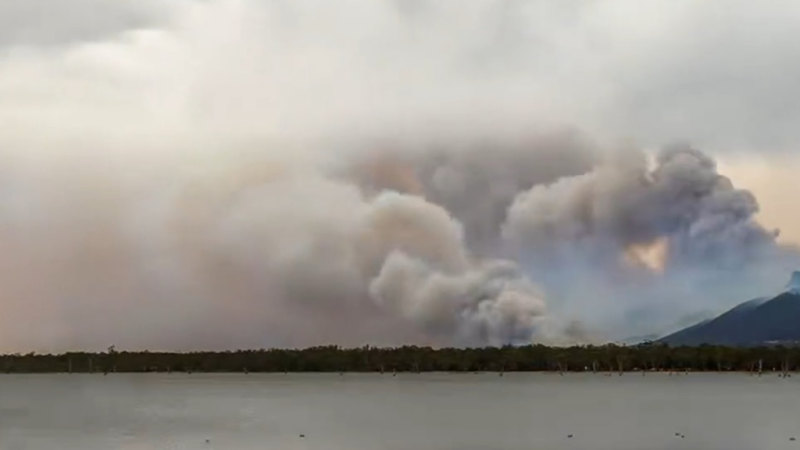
left=0, top=1, right=799, bottom=351
left=503, top=144, right=798, bottom=337
left=504, top=144, right=777, bottom=270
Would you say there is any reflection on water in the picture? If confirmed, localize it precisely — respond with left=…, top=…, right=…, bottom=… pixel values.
left=1, top=373, right=799, bottom=450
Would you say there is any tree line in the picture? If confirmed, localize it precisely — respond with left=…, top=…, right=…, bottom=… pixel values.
left=1, top=343, right=798, bottom=374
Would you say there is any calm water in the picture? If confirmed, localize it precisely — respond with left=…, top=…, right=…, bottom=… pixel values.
left=1, top=372, right=798, bottom=450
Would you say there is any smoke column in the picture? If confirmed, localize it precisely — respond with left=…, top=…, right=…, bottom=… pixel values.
left=0, top=1, right=798, bottom=351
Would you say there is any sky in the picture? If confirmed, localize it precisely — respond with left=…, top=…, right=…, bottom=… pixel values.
left=0, top=0, right=798, bottom=352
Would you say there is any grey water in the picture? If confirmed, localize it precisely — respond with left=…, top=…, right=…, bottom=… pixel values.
left=1, top=373, right=798, bottom=450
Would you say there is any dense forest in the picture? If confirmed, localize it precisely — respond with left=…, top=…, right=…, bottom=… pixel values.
left=0, top=344, right=798, bottom=374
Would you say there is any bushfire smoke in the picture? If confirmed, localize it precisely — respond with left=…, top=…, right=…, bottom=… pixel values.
left=0, top=1, right=799, bottom=351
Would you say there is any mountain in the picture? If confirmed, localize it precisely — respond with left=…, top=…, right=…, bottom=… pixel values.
left=659, top=272, right=800, bottom=347
left=788, top=270, right=800, bottom=294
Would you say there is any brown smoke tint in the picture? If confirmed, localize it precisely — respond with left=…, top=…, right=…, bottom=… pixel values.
left=1, top=1, right=799, bottom=351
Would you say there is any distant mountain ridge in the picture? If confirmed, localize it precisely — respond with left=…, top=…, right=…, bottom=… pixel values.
left=788, top=271, right=800, bottom=294
left=659, top=272, right=800, bottom=347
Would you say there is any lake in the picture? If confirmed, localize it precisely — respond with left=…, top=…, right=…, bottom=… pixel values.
left=0, top=372, right=798, bottom=449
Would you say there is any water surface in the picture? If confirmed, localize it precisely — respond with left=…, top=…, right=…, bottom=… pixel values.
left=1, top=372, right=798, bottom=450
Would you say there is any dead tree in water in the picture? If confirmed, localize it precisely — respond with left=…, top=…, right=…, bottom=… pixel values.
left=781, top=357, right=791, bottom=378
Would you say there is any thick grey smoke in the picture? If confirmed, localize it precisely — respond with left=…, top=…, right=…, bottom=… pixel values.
left=504, top=144, right=777, bottom=269
left=1, top=133, right=794, bottom=351
left=344, top=130, right=600, bottom=253
left=0, top=151, right=555, bottom=351
left=370, top=252, right=546, bottom=346
left=502, top=144, right=798, bottom=337
left=202, top=179, right=549, bottom=347
left=1, top=0, right=799, bottom=351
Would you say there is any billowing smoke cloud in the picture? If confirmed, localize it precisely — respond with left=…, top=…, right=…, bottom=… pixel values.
left=504, top=144, right=777, bottom=269
left=200, top=177, right=549, bottom=347
left=345, top=130, right=600, bottom=253
left=503, top=144, right=798, bottom=337
left=370, top=252, right=546, bottom=346
left=0, top=0, right=799, bottom=351
left=0, top=149, right=556, bottom=350
left=2, top=132, right=793, bottom=351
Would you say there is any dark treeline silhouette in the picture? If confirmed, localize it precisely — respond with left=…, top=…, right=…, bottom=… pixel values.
left=1, top=344, right=798, bottom=374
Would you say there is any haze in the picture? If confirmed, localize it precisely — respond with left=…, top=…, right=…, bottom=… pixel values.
left=1, top=0, right=799, bottom=352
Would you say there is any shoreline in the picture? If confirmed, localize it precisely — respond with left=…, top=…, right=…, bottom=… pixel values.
left=1, top=344, right=797, bottom=374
